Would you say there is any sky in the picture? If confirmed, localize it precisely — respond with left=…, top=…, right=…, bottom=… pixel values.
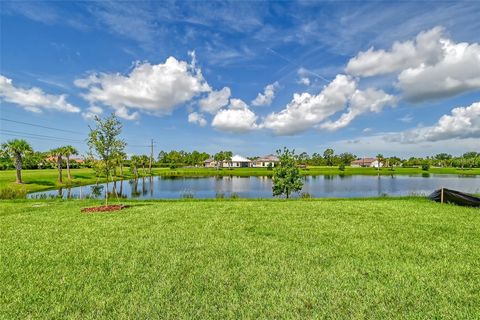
left=1, top=0, right=479, bottom=158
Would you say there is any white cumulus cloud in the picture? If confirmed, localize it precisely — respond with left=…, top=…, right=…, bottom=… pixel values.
left=319, top=88, right=397, bottom=131
left=346, top=26, right=480, bottom=102
left=198, top=87, right=231, bottom=114
left=345, top=26, right=445, bottom=77
left=0, top=75, right=80, bottom=113
left=75, top=55, right=211, bottom=120
left=387, top=101, right=480, bottom=143
left=212, top=99, right=258, bottom=133
left=251, top=81, right=279, bottom=107
left=397, top=41, right=480, bottom=102
left=188, top=112, right=207, bottom=127
left=262, top=75, right=357, bottom=135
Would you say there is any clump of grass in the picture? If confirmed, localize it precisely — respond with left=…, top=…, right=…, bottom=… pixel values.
left=0, top=186, right=27, bottom=199
left=300, top=192, right=312, bottom=199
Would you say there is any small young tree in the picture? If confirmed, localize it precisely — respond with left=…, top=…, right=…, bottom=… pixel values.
left=272, top=147, right=303, bottom=199
left=1, top=139, right=32, bottom=184
left=87, top=114, right=126, bottom=205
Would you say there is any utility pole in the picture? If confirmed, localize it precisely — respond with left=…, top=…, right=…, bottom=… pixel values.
left=149, top=139, right=153, bottom=175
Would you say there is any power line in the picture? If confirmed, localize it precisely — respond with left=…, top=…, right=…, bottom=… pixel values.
left=0, top=129, right=84, bottom=142
left=0, top=132, right=84, bottom=144
left=0, top=117, right=158, bottom=149
left=0, top=117, right=85, bottom=135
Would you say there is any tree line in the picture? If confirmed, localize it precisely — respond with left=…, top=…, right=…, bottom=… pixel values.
left=2, top=114, right=480, bottom=187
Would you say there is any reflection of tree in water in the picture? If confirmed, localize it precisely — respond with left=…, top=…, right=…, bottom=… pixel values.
left=142, top=177, right=148, bottom=196
left=58, top=188, right=63, bottom=198
left=90, top=185, right=104, bottom=198
left=112, top=180, right=126, bottom=199
left=129, top=179, right=140, bottom=198
left=149, top=176, right=153, bottom=196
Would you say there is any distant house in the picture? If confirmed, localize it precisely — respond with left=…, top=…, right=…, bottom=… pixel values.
left=228, top=155, right=251, bottom=168
left=203, top=158, right=216, bottom=168
left=351, top=157, right=383, bottom=168
left=203, top=155, right=252, bottom=168
left=251, top=154, right=280, bottom=168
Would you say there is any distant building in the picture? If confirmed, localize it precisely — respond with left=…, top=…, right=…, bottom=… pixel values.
left=203, top=155, right=252, bottom=168
left=251, top=154, right=280, bottom=168
left=203, top=158, right=216, bottom=168
left=351, top=157, right=383, bottom=168
left=228, top=155, right=251, bottom=168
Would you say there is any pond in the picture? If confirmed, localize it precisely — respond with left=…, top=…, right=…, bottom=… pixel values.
left=28, top=174, right=480, bottom=199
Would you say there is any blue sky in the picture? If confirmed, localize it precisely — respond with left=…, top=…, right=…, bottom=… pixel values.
left=1, top=0, right=479, bottom=158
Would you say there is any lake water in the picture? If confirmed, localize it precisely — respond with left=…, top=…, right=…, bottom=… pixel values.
left=28, top=174, right=480, bottom=199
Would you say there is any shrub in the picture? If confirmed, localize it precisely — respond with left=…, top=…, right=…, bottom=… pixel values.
left=338, top=164, right=345, bottom=171
left=215, top=192, right=225, bottom=199
left=230, top=192, right=240, bottom=199
left=0, top=186, right=27, bottom=199
left=422, top=163, right=430, bottom=171
left=300, top=192, right=312, bottom=199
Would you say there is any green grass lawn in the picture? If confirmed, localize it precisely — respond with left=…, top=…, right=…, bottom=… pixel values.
left=1, top=198, right=479, bottom=319
left=1, top=166, right=479, bottom=194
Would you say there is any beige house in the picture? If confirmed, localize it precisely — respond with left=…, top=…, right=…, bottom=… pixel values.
left=251, top=154, right=280, bottom=168
left=351, top=157, right=383, bottom=168
left=203, top=158, right=216, bottom=168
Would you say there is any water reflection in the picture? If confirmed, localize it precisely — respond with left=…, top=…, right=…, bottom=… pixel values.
left=28, top=174, right=480, bottom=199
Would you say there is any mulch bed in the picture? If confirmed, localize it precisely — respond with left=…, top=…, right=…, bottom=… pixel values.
left=81, top=205, right=128, bottom=213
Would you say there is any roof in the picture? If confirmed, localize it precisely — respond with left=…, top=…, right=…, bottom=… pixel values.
left=204, top=158, right=215, bottom=163
left=351, top=158, right=378, bottom=164
left=256, top=154, right=279, bottom=162
left=231, top=155, right=251, bottom=162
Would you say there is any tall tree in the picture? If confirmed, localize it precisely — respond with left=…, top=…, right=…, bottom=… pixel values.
left=272, top=147, right=303, bottom=199
left=50, top=147, right=65, bottom=183
left=1, top=139, right=32, bottom=184
left=87, top=114, right=126, bottom=205
left=323, top=148, right=334, bottom=166
left=63, top=145, right=78, bottom=181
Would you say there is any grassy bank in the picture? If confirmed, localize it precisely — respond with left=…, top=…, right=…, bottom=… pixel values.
left=1, top=198, right=479, bottom=319
left=1, top=166, right=479, bottom=195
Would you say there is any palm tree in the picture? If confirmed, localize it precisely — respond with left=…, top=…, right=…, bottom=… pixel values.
left=224, top=151, right=233, bottom=169
left=114, top=151, right=127, bottom=177
left=140, top=155, right=149, bottom=175
left=1, top=139, right=32, bottom=184
left=50, top=147, right=65, bottom=183
left=62, top=145, right=78, bottom=181
left=130, top=155, right=141, bottom=179
left=376, top=154, right=384, bottom=172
